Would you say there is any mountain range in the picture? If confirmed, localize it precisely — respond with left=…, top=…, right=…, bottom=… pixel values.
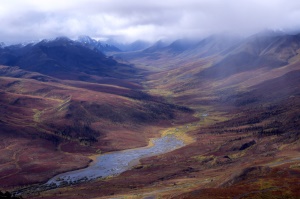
left=0, top=31, right=299, bottom=198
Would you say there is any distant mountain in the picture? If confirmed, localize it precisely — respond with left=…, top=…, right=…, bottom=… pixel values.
left=129, top=35, right=239, bottom=56
left=186, top=34, right=241, bottom=57
left=112, top=35, right=240, bottom=70
left=106, top=39, right=152, bottom=52
left=142, top=40, right=170, bottom=53
left=140, top=38, right=197, bottom=54
left=0, top=37, right=138, bottom=81
left=197, top=32, right=300, bottom=79
left=140, top=36, right=239, bottom=56
left=114, top=31, right=300, bottom=75
left=166, top=39, right=198, bottom=53
left=77, top=36, right=121, bottom=53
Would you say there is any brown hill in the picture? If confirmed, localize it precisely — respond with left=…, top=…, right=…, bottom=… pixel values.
left=0, top=66, right=194, bottom=188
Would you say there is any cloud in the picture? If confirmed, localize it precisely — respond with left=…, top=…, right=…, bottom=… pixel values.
left=1, top=0, right=300, bottom=44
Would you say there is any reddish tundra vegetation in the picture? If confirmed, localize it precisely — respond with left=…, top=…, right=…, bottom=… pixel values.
left=0, top=32, right=299, bottom=198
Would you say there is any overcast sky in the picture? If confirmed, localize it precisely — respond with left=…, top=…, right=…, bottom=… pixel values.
left=1, top=0, right=300, bottom=44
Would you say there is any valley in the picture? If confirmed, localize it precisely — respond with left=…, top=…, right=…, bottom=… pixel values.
left=0, top=31, right=299, bottom=199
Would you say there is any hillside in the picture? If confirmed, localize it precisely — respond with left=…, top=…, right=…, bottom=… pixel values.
left=0, top=64, right=195, bottom=188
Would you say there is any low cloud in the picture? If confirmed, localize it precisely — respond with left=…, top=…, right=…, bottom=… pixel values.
left=1, top=0, right=300, bottom=44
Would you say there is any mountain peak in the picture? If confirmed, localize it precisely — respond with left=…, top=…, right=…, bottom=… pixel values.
left=77, top=35, right=121, bottom=53
left=54, top=36, right=73, bottom=42
left=36, top=37, right=75, bottom=47
left=142, top=40, right=169, bottom=53
left=77, top=35, right=96, bottom=44
left=167, top=38, right=197, bottom=53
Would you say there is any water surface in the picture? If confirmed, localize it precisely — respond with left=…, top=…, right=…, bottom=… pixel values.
left=47, top=135, right=184, bottom=186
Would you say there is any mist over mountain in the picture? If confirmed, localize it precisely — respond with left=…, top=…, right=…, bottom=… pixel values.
left=105, top=39, right=152, bottom=52
left=2, top=0, right=300, bottom=44
left=196, top=32, right=300, bottom=79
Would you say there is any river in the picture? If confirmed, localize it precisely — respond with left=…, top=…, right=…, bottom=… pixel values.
left=46, top=135, right=185, bottom=186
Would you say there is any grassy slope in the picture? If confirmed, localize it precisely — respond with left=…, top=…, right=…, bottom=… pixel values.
left=0, top=67, right=195, bottom=189
left=139, top=34, right=300, bottom=198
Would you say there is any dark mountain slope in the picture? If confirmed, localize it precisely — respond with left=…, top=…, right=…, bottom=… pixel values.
left=0, top=37, right=138, bottom=82
left=0, top=65, right=59, bottom=82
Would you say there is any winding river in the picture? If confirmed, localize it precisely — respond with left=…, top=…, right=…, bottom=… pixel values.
left=46, top=135, right=185, bottom=186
